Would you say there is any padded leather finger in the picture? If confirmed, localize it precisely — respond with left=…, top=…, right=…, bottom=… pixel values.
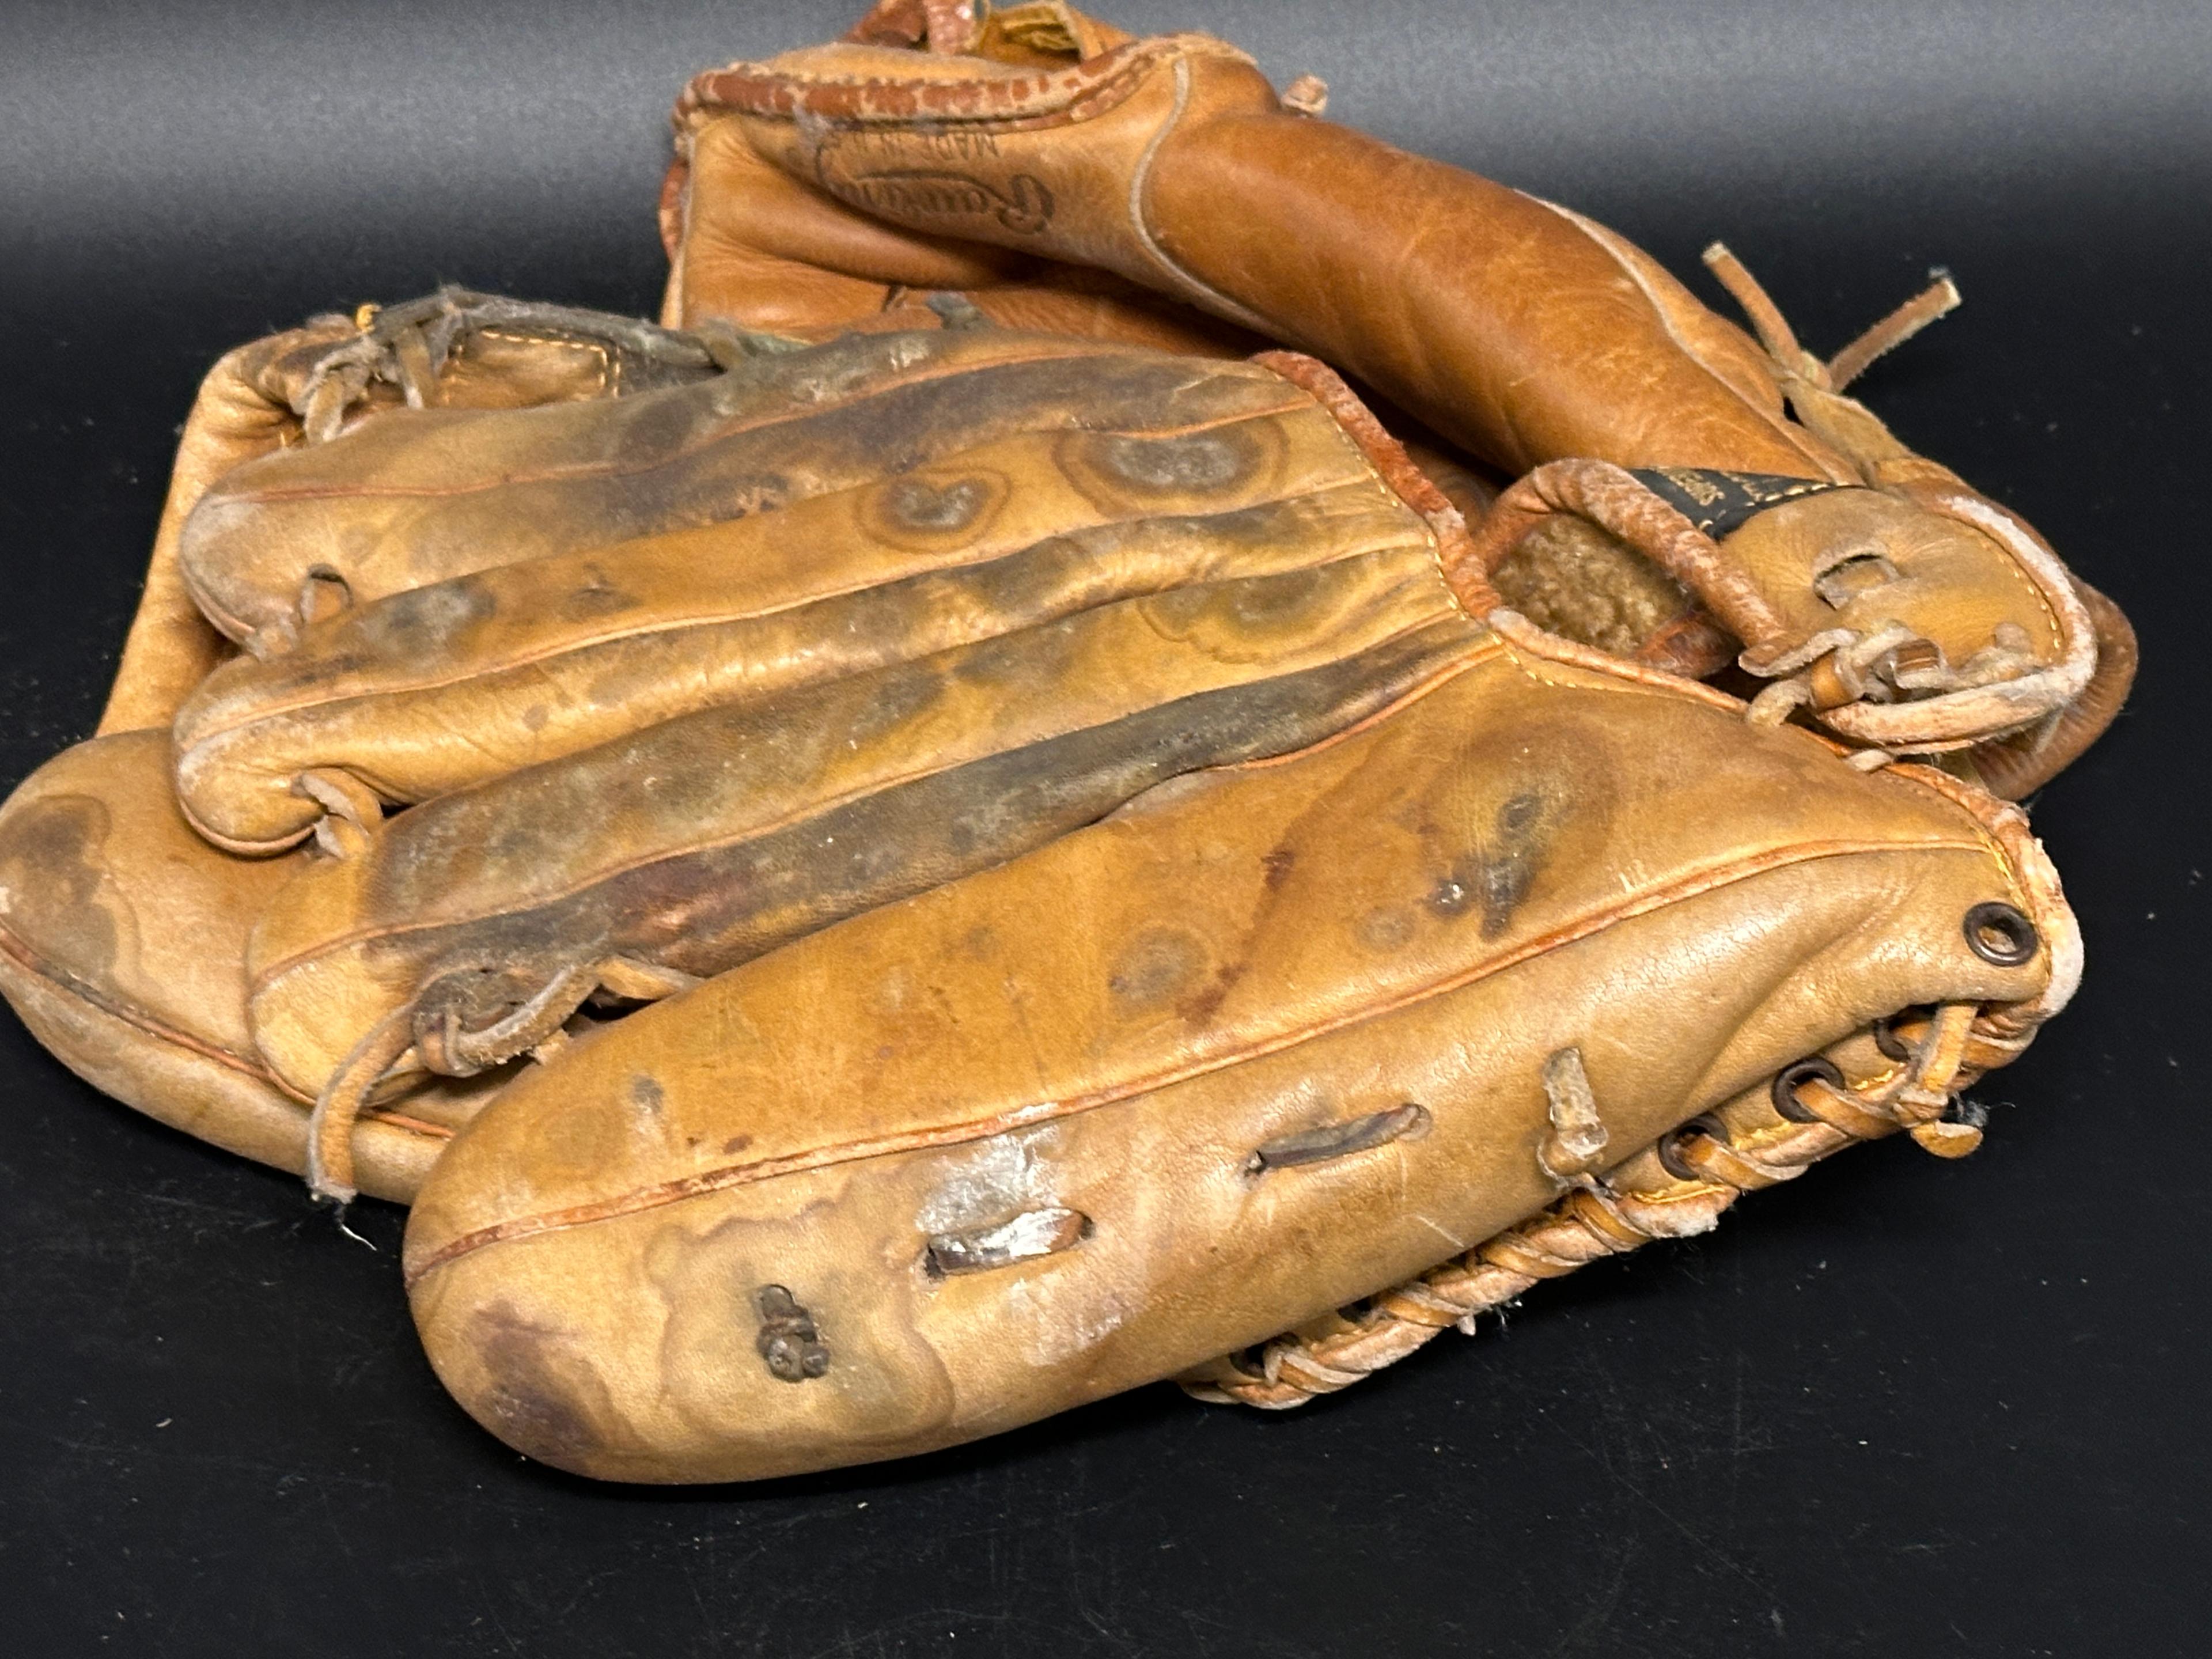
left=0, top=730, right=493, bottom=1200
left=172, top=346, right=1412, bottom=850
left=402, top=626, right=2067, bottom=1483
left=179, top=328, right=1207, bottom=653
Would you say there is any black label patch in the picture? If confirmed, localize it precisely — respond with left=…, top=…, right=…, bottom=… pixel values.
left=1627, top=468, right=1853, bottom=539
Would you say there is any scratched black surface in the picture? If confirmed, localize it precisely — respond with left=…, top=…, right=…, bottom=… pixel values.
left=1, top=3, right=2206, bottom=1655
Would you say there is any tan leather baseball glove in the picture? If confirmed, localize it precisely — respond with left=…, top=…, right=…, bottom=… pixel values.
left=662, top=0, right=2135, bottom=800
left=0, top=6, right=2116, bottom=1486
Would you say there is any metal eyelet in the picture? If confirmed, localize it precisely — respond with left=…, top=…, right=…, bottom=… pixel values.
left=1770, top=1056, right=1847, bottom=1123
left=1656, top=1114, right=1728, bottom=1182
left=1870, top=1014, right=1915, bottom=1062
left=1963, top=902, right=2039, bottom=966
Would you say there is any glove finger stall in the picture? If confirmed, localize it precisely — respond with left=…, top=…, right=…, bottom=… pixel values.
left=399, top=628, right=2068, bottom=1483
left=172, top=359, right=1421, bottom=851
left=0, top=732, right=498, bottom=1200
left=177, top=329, right=1287, bottom=654
left=244, top=562, right=1476, bottom=1106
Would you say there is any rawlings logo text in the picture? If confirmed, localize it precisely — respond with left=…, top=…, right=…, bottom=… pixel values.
left=836, top=169, right=1055, bottom=235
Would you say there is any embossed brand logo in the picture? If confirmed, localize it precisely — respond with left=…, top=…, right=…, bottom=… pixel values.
left=840, top=169, right=1055, bottom=234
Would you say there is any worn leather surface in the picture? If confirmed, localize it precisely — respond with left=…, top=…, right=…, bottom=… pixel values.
left=173, top=340, right=1426, bottom=850
left=0, top=731, right=494, bottom=1200
left=0, top=298, right=741, bottom=1199
left=667, top=5, right=2134, bottom=784
left=105, top=309, right=681, bottom=735
left=403, top=618, right=2070, bottom=1483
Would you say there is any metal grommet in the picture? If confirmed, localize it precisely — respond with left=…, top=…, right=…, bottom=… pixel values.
left=1656, top=1114, right=1728, bottom=1182
left=1770, top=1056, right=1847, bottom=1123
left=1871, top=1014, right=1915, bottom=1062
left=1963, top=902, right=2039, bottom=967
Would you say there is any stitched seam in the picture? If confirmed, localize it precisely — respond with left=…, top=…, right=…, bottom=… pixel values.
left=1490, top=616, right=1748, bottom=714
left=1242, top=354, right=1462, bottom=623
left=1927, top=494, right=2070, bottom=660
left=1126, top=57, right=1279, bottom=335
left=679, top=35, right=1251, bottom=132
left=471, top=328, right=613, bottom=399
left=0, top=920, right=271, bottom=1081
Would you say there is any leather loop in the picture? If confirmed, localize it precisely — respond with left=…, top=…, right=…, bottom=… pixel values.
left=1442, top=460, right=1793, bottom=655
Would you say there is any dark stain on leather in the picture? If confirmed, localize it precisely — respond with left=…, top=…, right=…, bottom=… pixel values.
left=0, top=794, right=116, bottom=974
left=876, top=473, right=999, bottom=537
left=1142, top=563, right=1336, bottom=646
left=1425, top=788, right=1565, bottom=938
left=1097, top=427, right=1259, bottom=491
left=1109, top=927, right=1206, bottom=1008
left=558, top=563, right=639, bottom=622
left=1058, top=408, right=1289, bottom=514
left=1179, top=955, right=1250, bottom=1028
left=1356, top=904, right=1415, bottom=953
left=1224, top=562, right=1333, bottom=626
left=605, top=380, right=717, bottom=471
left=651, top=349, right=1285, bottom=543
left=348, top=575, right=498, bottom=665
left=467, top=1300, right=624, bottom=1471
left=354, top=621, right=1483, bottom=997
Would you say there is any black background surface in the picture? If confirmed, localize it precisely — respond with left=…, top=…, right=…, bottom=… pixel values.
left=2, top=4, right=2207, bottom=1654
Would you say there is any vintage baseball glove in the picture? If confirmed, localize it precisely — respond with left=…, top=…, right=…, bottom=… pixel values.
left=0, top=5, right=2116, bottom=1486
left=663, top=0, right=2135, bottom=799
